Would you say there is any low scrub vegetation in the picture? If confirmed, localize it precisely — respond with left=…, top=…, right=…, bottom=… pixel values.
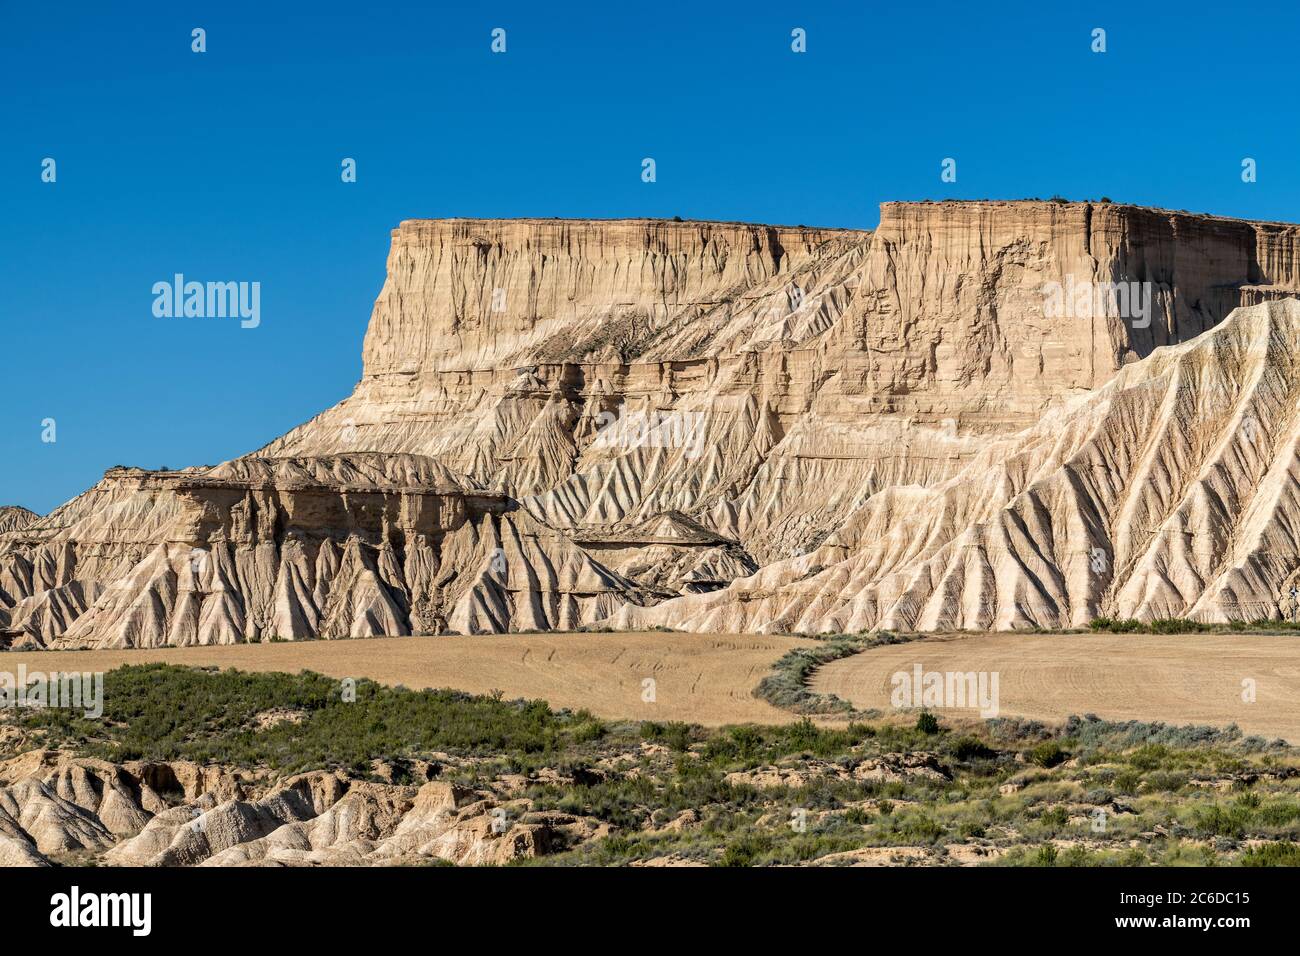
left=14, top=663, right=579, bottom=775
left=753, top=630, right=916, bottom=715
left=7, top=663, right=1300, bottom=867
left=1089, top=616, right=1300, bottom=635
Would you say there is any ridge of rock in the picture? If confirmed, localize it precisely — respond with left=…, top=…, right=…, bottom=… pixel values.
left=9, top=202, right=1300, bottom=645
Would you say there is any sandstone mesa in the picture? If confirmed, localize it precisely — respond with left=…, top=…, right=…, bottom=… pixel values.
left=6, top=200, right=1300, bottom=648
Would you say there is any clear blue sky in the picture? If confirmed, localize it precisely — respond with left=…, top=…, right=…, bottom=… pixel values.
left=4, top=0, right=1298, bottom=515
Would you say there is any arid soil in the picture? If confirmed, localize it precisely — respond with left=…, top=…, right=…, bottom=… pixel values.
left=811, top=633, right=1300, bottom=741
left=3, top=632, right=810, bottom=726
left=14, top=630, right=1300, bottom=739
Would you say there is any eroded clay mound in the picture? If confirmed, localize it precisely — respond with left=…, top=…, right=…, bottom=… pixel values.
left=0, top=751, right=608, bottom=867
left=615, top=299, right=1300, bottom=632
left=0, top=508, right=37, bottom=535
left=0, top=453, right=661, bottom=649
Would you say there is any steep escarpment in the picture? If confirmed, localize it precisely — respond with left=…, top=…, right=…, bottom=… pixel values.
left=263, top=204, right=1300, bottom=562
left=616, top=299, right=1300, bottom=632
left=261, top=218, right=871, bottom=496
left=9, top=202, right=1300, bottom=647
left=830, top=200, right=1300, bottom=429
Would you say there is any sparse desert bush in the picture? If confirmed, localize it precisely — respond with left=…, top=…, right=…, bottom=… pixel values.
left=640, top=720, right=694, bottom=752
left=719, top=832, right=774, bottom=867
left=1039, top=806, right=1069, bottom=828
left=1027, top=741, right=1069, bottom=768
left=1148, top=617, right=1206, bottom=634
left=1088, top=616, right=1145, bottom=633
left=948, top=735, right=997, bottom=761
left=15, top=663, right=574, bottom=774
left=1142, top=770, right=1188, bottom=793
left=986, top=717, right=1052, bottom=743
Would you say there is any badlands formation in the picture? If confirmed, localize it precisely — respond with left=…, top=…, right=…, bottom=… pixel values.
left=6, top=200, right=1300, bottom=647
left=0, top=749, right=611, bottom=867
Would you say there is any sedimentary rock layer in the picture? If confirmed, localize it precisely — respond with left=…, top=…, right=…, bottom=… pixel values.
left=8, top=202, right=1300, bottom=646
left=618, top=299, right=1300, bottom=631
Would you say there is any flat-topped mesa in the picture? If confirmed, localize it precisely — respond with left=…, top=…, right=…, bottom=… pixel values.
left=256, top=201, right=1300, bottom=563
left=361, top=217, right=869, bottom=376
left=17, top=201, right=1300, bottom=647
left=309, top=204, right=1300, bottom=432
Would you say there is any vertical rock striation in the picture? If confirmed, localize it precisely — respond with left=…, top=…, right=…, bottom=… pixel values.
left=9, top=202, right=1300, bottom=646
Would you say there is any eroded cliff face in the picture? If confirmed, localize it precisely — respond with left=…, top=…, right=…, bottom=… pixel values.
left=8, top=202, right=1300, bottom=647
left=1, top=456, right=651, bottom=649
left=266, top=202, right=1300, bottom=558
left=619, top=299, right=1300, bottom=632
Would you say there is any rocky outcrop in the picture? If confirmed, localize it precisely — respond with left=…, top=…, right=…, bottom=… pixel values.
left=9, top=202, right=1300, bottom=645
left=1, top=455, right=652, bottom=649
left=0, top=751, right=610, bottom=867
left=0, top=507, right=37, bottom=535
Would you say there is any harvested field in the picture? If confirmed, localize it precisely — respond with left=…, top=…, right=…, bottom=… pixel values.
left=810, top=632, right=1300, bottom=741
left=3, top=632, right=812, bottom=726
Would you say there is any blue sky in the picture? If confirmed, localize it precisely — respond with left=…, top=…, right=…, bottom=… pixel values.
left=3, top=0, right=1299, bottom=514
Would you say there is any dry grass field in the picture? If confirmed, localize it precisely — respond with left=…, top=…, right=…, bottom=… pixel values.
left=11, top=631, right=1300, bottom=739
left=3, top=632, right=811, bottom=726
left=811, top=632, right=1300, bottom=741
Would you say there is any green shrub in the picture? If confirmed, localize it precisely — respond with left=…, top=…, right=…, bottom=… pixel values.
left=1127, top=744, right=1171, bottom=771
left=1149, top=618, right=1205, bottom=634
left=949, top=736, right=995, bottom=760
left=753, top=631, right=916, bottom=715
left=641, top=721, right=693, bottom=752
left=16, top=664, right=571, bottom=774
left=1027, top=741, right=1069, bottom=768
left=1039, top=806, right=1069, bottom=828
left=1142, top=770, right=1188, bottom=793
left=916, top=711, right=940, bottom=735
left=891, top=811, right=943, bottom=843
left=719, top=833, right=774, bottom=867
left=1089, top=616, right=1206, bottom=634
left=1240, top=842, right=1300, bottom=866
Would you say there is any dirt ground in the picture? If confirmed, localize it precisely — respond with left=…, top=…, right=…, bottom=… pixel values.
left=3, top=632, right=811, bottom=726
left=811, top=632, right=1300, bottom=741
left=13, top=630, right=1300, bottom=738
